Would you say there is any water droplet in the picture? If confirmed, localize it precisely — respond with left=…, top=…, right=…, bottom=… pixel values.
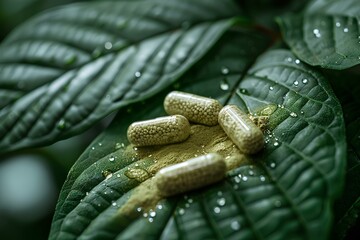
left=91, top=147, right=95, bottom=150
left=234, top=176, right=241, bottom=183
left=109, top=156, right=115, bottom=162
left=242, top=176, right=248, bottom=182
left=217, top=191, right=223, bottom=197
left=273, top=141, right=279, bottom=147
left=290, top=112, right=298, bottom=118
left=249, top=170, right=254, bottom=176
left=313, top=29, right=321, bottom=38
left=135, top=71, right=141, bottom=78
left=220, top=80, right=229, bottom=91
left=295, top=59, right=300, bottom=64
left=238, top=88, right=248, bottom=95
left=178, top=208, right=185, bottom=215
left=260, top=175, right=266, bottom=182
left=102, top=170, right=113, bottom=180
left=293, top=80, right=299, bottom=86
left=112, top=201, right=117, bottom=206
left=137, top=207, right=142, bottom=212
left=336, top=22, right=341, bottom=27
left=143, top=213, right=148, bottom=217
left=98, top=143, right=103, bottom=146
left=217, top=198, right=226, bottom=206
left=104, top=42, right=112, bottom=50
left=115, top=142, right=125, bottom=149
left=213, top=207, right=221, bottom=214
left=302, top=78, right=308, bottom=84
left=57, top=119, right=67, bottom=130
left=270, top=162, right=276, bottom=168
left=157, top=205, right=163, bottom=210
left=231, top=220, right=241, bottom=230
left=86, top=192, right=89, bottom=196
left=124, top=168, right=150, bottom=182
left=149, top=211, right=156, bottom=217
left=221, top=66, right=229, bottom=75
left=344, top=28, right=349, bottom=33
left=286, top=57, right=292, bottom=62
left=133, top=147, right=138, bottom=151
left=148, top=217, right=154, bottom=223
left=269, top=86, right=274, bottom=91
left=188, top=198, right=193, bottom=204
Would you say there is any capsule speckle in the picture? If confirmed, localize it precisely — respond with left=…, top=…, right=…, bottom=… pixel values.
left=127, top=115, right=190, bottom=146
left=164, top=91, right=222, bottom=126
left=155, top=153, right=226, bottom=197
left=219, top=105, right=264, bottom=154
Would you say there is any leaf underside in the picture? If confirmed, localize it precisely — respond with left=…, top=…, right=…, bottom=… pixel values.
left=50, top=27, right=346, bottom=240
left=0, top=0, right=240, bottom=152
left=278, top=0, right=360, bottom=70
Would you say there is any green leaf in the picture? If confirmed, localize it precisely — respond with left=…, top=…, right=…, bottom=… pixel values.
left=50, top=28, right=346, bottom=240
left=0, top=0, right=240, bottom=153
left=328, top=72, right=360, bottom=239
left=278, top=0, right=360, bottom=70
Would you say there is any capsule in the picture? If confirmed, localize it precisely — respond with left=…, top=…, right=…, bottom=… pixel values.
left=218, top=105, right=264, bottom=154
left=164, top=91, right=222, bottom=126
left=155, top=153, right=226, bottom=197
left=127, top=115, right=190, bottom=147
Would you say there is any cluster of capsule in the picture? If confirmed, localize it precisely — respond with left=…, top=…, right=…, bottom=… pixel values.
left=127, top=91, right=265, bottom=196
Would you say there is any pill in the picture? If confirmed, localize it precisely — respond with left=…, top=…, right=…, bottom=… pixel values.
left=164, top=91, right=222, bottom=126
left=127, top=115, right=190, bottom=147
left=218, top=105, right=264, bottom=154
left=155, top=153, right=226, bottom=197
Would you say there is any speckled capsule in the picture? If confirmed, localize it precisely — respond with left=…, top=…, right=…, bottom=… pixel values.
left=164, top=91, right=223, bottom=126
left=155, top=153, right=226, bottom=197
left=127, top=115, right=190, bottom=147
left=218, top=105, right=264, bottom=154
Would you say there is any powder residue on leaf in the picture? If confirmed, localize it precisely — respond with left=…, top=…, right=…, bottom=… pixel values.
left=118, top=124, right=249, bottom=217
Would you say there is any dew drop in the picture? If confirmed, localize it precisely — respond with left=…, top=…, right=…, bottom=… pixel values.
left=115, top=142, right=125, bottom=149
left=157, top=205, right=163, bottom=210
left=217, top=198, right=226, bottom=206
left=57, top=119, right=67, bottom=130
left=221, top=66, right=229, bottom=75
left=135, top=71, right=141, bottom=78
left=273, top=141, right=279, bottom=147
left=269, top=86, right=274, bottom=91
left=313, top=29, right=321, bottom=38
left=148, top=217, right=154, bottom=223
left=220, top=80, right=229, bottom=91
left=234, top=176, right=241, bottom=183
left=286, top=57, right=292, bottom=62
left=178, top=208, right=185, bottom=215
left=290, top=112, right=298, bottom=118
left=109, top=156, right=115, bottom=162
left=217, top=191, right=223, bottom=197
left=98, top=143, right=103, bottom=146
left=137, top=207, right=142, bottom=212
left=231, top=221, right=241, bottom=230
left=295, top=59, right=300, bottom=64
left=248, top=170, right=254, bottom=176
left=260, top=175, right=266, bottom=182
left=104, top=42, right=112, bottom=50
left=188, top=198, right=193, bottom=204
left=302, top=78, right=308, bottom=84
left=149, top=211, right=156, bottom=217
left=112, top=201, right=117, bottom=206
left=344, top=28, right=349, bottom=33
left=143, top=213, right=148, bottom=217
left=293, top=80, right=299, bottom=86
left=270, top=162, right=276, bottom=168
left=336, top=22, right=341, bottom=27
left=242, top=176, right=248, bottom=182
left=213, top=207, right=221, bottom=214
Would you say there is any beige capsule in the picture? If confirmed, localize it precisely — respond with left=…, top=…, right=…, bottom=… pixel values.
left=127, top=115, right=190, bottom=147
left=164, top=91, right=222, bottom=126
left=219, top=105, right=264, bottom=154
left=155, top=153, right=226, bottom=197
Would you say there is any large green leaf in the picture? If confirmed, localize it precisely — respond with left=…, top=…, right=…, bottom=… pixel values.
left=278, top=0, right=360, bottom=70
left=0, top=0, right=241, bottom=153
left=328, top=72, right=360, bottom=239
left=50, top=28, right=346, bottom=240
